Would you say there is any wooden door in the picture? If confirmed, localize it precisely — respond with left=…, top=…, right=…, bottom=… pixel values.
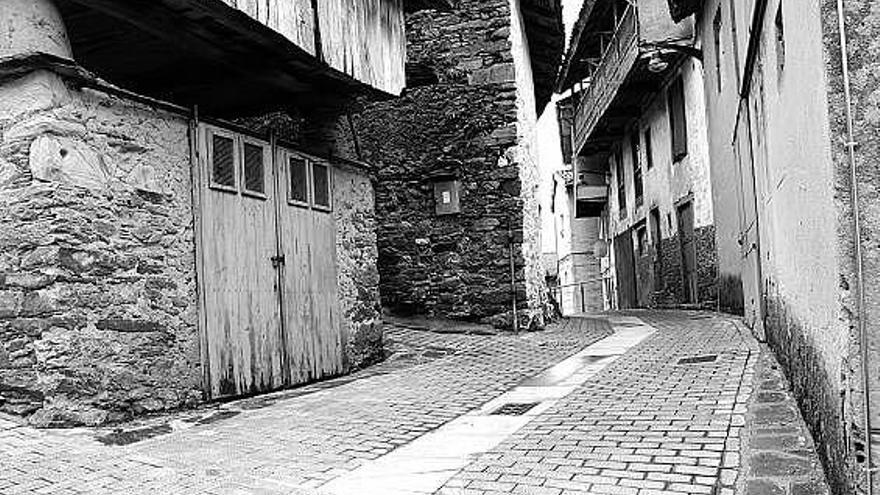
left=614, top=229, right=638, bottom=309
left=677, top=201, right=697, bottom=304
left=197, top=126, right=285, bottom=398
left=196, top=127, right=345, bottom=399
left=735, top=97, right=766, bottom=340
left=275, top=150, right=345, bottom=383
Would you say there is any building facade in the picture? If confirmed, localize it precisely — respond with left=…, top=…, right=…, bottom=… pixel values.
left=0, top=0, right=440, bottom=426
left=556, top=0, right=717, bottom=311
left=353, top=0, right=565, bottom=330
left=669, top=0, right=880, bottom=492
left=549, top=168, right=607, bottom=315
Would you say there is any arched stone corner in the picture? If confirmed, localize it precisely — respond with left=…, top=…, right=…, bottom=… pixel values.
left=0, top=0, right=73, bottom=60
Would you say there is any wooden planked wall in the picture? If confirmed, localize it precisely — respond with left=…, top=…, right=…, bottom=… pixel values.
left=218, top=0, right=406, bottom=95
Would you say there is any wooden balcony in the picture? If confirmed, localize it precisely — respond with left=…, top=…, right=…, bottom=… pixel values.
left=571, top=5, right=639, bottom=155
left=576, top=184, right=609, bottom=202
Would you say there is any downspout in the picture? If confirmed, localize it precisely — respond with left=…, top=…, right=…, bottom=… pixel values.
left=835, top=0, right=873, bottom=491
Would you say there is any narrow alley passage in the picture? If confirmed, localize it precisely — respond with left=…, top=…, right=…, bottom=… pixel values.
left=0, top=313, right=829, bottom=495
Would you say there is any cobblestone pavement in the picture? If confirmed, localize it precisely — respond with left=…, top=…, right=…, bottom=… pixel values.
left=437, top=311, right=832, bottom=495
left=0, top=318, right=611, bottom=495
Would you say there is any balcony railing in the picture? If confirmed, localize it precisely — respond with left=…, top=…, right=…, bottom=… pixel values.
left=572, top=5, right=639, bottom=152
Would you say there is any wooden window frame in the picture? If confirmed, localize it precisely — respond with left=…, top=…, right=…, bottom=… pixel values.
left=240, top=136, right=269, bottom=200
left=667, top=77, right=689, bottom=163
left=644, top=127, right=654, bottom=170
left=615, top=148, right=627, bottom=219
left=286, top=152, right=311, bottom=209
left=310, top=160, right=333, bottom=213
left=206, top=126, right=239, bottom=194
left=631, top=132, right=644, bottom=206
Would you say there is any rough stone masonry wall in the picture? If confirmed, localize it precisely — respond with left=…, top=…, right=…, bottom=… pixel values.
left=354, top=0, right=546, bottom=329
left=821, top=0, right=880, bottom=491
left=0, top=71, right=201, bottom=426
left=332, top=163, right=383, bottom=369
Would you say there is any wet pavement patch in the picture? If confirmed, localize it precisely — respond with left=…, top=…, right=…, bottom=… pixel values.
left=677, top=354, right=718, bottom=364
left=490, top=402, right=540, bottom=416
left=193, top=410, right=241, bottom=425
left=96, top=424, right=173, bottom=446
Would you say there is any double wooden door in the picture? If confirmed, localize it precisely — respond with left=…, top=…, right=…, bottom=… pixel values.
left=196, top=125, right=344, bottom=399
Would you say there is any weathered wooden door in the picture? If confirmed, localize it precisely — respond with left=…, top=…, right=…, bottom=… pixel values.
left=614, top=229, right=638, bottom=309
left=677, top=201, right=697, bottom=304
left=196, top=126, right=344, bottom=399
left=735, top=95, right=766, bottom=340
left=275, top=150, right=344, bottom=384
left=197, top=126, right=284, bottom=397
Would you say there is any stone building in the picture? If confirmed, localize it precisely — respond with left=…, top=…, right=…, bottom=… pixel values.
left=668, top=0, right=880, bottom=491
left=555, top=0, right=717, bottom=310
left=0, top=0, right=442, bottom=426
left=353, top=0, right=566, bottom=330
left=548, top=166, right=607, bottom=315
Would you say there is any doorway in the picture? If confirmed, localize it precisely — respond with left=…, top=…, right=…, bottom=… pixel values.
left=195, top=124, right=344, bottom=399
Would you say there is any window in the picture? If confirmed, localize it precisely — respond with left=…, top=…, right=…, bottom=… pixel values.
left=649, top=207, right=662, bottom=247
left=312, top=162, right=331, bottom=210
left=644, top=128, right=654, bottom=170
left=775, top=4, right=785, bottom=75
left=289, top=156, right=309, bottom=205
left=615, top=149, right=626, bottom=217
left=713, top=7, right=723, bottom=92
left=242, top=142, right=266, bottom=197
left=635, top=223, right=648, bottom=257
left=211, top=133, right=236, bottom=190
left=631, top=133, right=643, bottom=206
left=667, top=77, right=689, bottom=162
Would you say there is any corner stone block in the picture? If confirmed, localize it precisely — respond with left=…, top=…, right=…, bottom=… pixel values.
left=29, top=135, right=110, bottom=192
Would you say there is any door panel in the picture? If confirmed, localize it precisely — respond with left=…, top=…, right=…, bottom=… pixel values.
left=735, top=97, right=766, bottom=341
left=276, top=150, right=344, bottom=383
left=199, top=127, right=284, bottom=398
left=197, top=128, right=344, bottom=400
left=677, top=201, right=697, bottom=304
left=614, top=229, right=638, bottom=309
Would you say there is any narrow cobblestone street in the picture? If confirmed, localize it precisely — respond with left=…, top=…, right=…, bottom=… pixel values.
left=0, top=312, right=830, bottom=494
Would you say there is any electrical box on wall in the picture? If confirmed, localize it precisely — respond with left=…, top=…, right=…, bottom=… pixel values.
left=433, top=179, right=461, bottom=215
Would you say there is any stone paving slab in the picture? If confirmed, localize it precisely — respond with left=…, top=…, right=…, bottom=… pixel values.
left=0, top=317, right=611, bottom=495
left=437, top=311, right=760, bottom=495
left=738, top=349, right=830, bottom=495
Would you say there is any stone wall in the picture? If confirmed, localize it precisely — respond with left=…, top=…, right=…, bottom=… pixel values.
left=0, top=67, right=384, bottom=425
left=332, top=163, right=382, bottom=369
left=354, top=0, right=547, bottom=329
left=0, top=71, right=201, bottom=426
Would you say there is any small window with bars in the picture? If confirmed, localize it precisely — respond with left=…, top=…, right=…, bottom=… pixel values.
left=242, top=141, right=267, bottom=198
left=210, top=132, right=237, bottom=192
left=312, top=162, right=331, bottom=211
left=288, top=155, right=310, bottom=206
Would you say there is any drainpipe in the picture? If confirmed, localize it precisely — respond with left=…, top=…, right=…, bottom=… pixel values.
left=835, top=0, right=873, bottom=491
left=509, top=217, right=520, bottom=333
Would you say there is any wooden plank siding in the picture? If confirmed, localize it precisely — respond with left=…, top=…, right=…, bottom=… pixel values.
left=218, top=0, right=406, bottom=95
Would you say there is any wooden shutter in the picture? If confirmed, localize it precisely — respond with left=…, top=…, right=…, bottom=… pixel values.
left=211, top=134, right=236, bottom=189
left=668, top=77, right=689, bottom=162
left=242, top=142, right=266, bottom=196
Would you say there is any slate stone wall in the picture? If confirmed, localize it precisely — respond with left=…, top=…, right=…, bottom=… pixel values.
left=332, top=164, right=383, bottom=369
left=0, top=72, right=201, bottom=426
left=354, top=0, right=546, bottom=329
left=0, top=69, right=383, bottom=425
